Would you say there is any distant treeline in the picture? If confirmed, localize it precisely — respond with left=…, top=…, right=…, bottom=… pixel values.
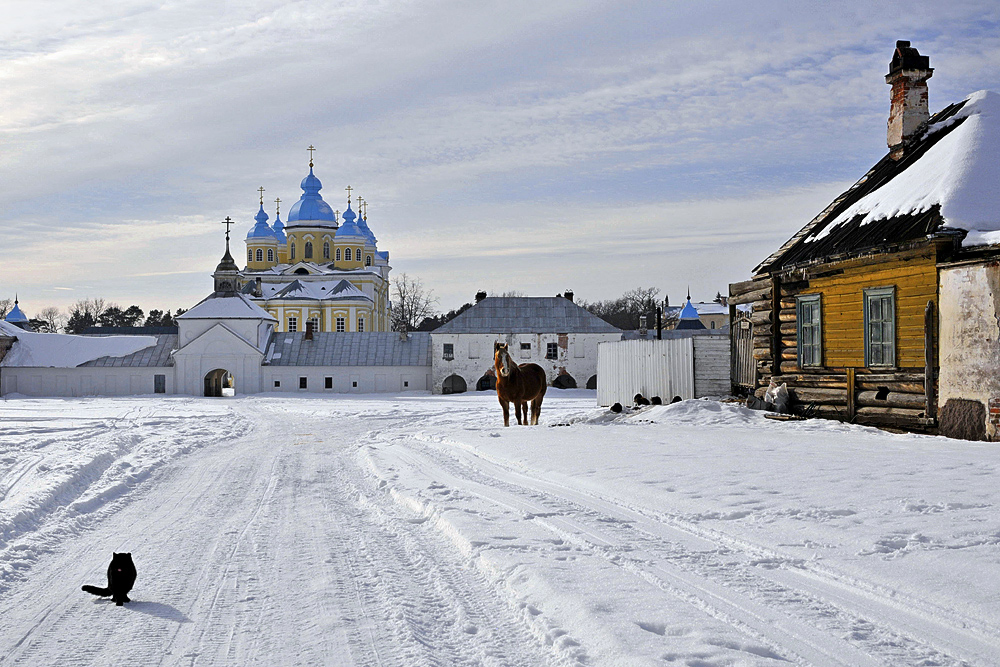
left=0, top=297, right=186, bottom=334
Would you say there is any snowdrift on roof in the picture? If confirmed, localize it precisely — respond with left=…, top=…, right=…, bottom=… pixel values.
left=0, top=320, right=156, bottom=368
left=826, top=90, right=1000, bottom=246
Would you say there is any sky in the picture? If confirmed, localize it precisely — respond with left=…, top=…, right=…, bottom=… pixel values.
left=2, top=1, right=1000, bottom=317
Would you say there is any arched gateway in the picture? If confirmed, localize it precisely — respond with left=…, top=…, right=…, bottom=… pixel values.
left=204, top=369, right=234, bottom=397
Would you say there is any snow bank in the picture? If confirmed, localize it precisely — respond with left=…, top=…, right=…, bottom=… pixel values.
left=824, top=90, right=1000, bottom=246
left=0, top=320, right=156, bottom=368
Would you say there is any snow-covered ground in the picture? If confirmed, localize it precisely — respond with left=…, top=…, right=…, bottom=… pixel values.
left=2, top=391, right=999, bottom=666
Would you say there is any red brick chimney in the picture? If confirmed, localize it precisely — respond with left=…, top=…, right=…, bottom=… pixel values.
left=886, top=40, right=933, bottom=160
left=305, top=320, right=314, bottom=340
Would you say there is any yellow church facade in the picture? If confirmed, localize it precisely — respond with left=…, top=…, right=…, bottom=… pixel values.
left=240, top=158, right=391, bottom=334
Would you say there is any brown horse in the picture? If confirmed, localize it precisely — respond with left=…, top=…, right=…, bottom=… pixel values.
left=494, top=341, right=547, bottom=426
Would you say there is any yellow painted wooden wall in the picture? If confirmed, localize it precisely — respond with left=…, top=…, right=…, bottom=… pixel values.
left=807, top=251, right=936, bottom=368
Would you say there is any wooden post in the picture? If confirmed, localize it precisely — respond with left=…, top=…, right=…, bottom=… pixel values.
left=770, top=275, right=782, bottom=379
left=925, top=300, right=936, bottom=419
left=846, top=367, right=856, bottom=421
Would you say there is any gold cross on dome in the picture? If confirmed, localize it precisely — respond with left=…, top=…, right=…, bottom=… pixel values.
left=307, top=145, right=316, bottom=167
left=221, top=216, right=234, bottom=241
left=258, top=186, right=265, bottom=205
left=345, top=184, right=352, bottom=203
left=275, top=197, right=281, bottom=216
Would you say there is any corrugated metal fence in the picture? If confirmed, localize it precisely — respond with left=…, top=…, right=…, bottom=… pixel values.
left=596, top=335, right=730, bottom=406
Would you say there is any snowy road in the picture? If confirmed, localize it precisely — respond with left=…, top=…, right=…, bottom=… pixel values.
left=2, top=393, right=1000, bottom=666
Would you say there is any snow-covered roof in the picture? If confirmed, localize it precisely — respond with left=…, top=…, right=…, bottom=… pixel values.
left=250, top=278, right=371, bottom=302
left=265, top=332, right=431, bottom=366
left=435, top=297, right=621, bottom=334
left=0, top=320, right=158, bottom=368
left=758, top=90, right=1000, bottom=272
left=178, top=292, right=277, bottom=320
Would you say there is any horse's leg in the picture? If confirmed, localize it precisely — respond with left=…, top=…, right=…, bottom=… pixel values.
left=515, top=401, right=524, bottom=425
left=500, top=398, right=510, bottom=427
left=532, top=387, right=545, bottom=425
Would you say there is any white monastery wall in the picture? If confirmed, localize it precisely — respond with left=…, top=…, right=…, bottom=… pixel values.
left=263, top=366, right=430, bottom=394
left=1, top=367, right=173, bottom=397
left=430, top=332, right=620, bottom=394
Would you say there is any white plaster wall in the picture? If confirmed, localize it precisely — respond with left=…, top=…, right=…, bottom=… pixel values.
left=178, top=318, right=261, bottom=349
left=263, top=366, right=430, bottom=393
left=0, top=367, right=173, bottom=397
left=430, top=332, right=620, bottom=394
left=938, top=263, right=1000, bottom=436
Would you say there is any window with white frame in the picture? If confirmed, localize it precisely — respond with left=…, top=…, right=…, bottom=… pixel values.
left=323, top=241, right=330, bottom=259
left=443, top=343, right=454, bottom=360
left=546, top=342, right=558, bottom=360
left=310, top=316, right=320, bottom=333
left=255, top=248, right=263, bottom=262
left=796, top=294, right=822, bottom=368
left=864, top=287, right=895, bottom=367
left=365, top=255, right=372, bottom=266
left=336, top=248, right=341, bottom=261
left=290, top=243, right=296, bottom=259
left=267, top=248, right=274, bottom=262
left=247, top=248, right=253, bottom=262
left=357, top=316, right=364, bottom=332
left=336, top=317, right=345, bottom=332
left=305, top=241, right=313, bottom=259
left=345, top=247, right=352, bottom=261
left=287, top=316, right=298, bottom=332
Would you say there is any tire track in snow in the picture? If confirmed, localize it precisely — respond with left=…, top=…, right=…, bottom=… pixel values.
left=374, top=429, right=995, bottom=666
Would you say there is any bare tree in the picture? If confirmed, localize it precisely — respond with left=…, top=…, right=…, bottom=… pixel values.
left=497, top=290, right=525, bottom=297
left=34, top=307, right=65, bottom=333
left=391, top=273, right=438, bottom=333
left=66, top=298, right=110, bottom=333
left=0, top=298, right=12, bottom=319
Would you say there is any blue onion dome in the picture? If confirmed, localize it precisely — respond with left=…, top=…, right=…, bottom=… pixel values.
left=286, top=167, right=337, bottom=223
left=271, top=211, right=286, bottom=243
left=5, top=299, right=27, bottom=323
left=336, top=203, right=366, bottom=240
left=246, top=204, right=277, bottom=240
left=356, top=213, right=378, bottom=245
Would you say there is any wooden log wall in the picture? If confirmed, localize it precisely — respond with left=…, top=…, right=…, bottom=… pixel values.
left=730, top=263, right=937, bottom=431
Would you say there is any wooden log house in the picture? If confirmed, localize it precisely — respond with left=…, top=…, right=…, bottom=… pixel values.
left=730, top=41, right=1000, bottom=435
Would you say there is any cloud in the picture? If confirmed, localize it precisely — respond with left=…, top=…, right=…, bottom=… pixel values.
left=1, top=1, right=999, bottom=315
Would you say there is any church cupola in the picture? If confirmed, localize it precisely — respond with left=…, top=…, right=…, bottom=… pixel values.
left=214, top=218, right=241, bottom=295
left=4, top=296, right=33, bottom=331
left=675, top=290, right=707, bottom=330
left=335, top=196, right=367, bottom=268
left=286, top=147, right=337, bottom=225
left=245, top=187, right=279, bottom=270
left=356, top=197, right=378, bottom=247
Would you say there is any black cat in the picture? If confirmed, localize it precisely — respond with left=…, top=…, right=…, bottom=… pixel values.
left=82, top=552, right=136, bottom=606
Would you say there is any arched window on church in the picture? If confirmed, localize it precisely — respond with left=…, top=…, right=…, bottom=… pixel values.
left=255, top=248, right=263, bottom=262
left=247, top=248, right=252, bottom=263
left=365, top=255, right=372, bottom=266
left=291, top=243, right=296, bottom=260
left=305, top=242, right=313, bottom=259
left=267, top=248, right=274, bottom=262
left=345, top=248, right=352, bottom=261
left=323, top=241, right=330, bottom=259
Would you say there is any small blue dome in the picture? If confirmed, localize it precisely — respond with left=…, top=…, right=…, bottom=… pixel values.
left=336, top=203, right=366, bottom=240
left=246, top=204, right=277, bottom=240
left=5, top=300, right=27, bottom=323
left=287, top=167, right=337, bottom=223
left=679, top=298, right=700, bottom=320
left=356, top=213, right=377, bottom=245
left=272, top=212, right=287, bottom=243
